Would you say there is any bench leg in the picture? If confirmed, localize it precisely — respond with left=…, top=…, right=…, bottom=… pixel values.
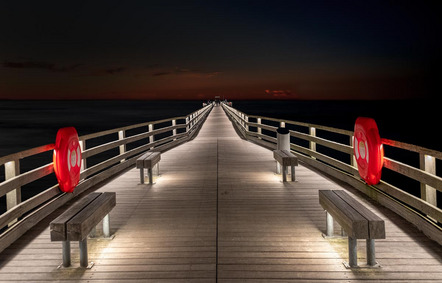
left=79, top=238, right=88, bottom=268
left=326, top=211, right=334, bottom=237
left=89, top=226, right=96, bottom=238
left=366, top=239, right=376, bottom=266
left=148, top=168, right=153, bottom=184
left=103, top=214, right=110, bottom=238
left=139, top=168, right=144, bottom=184
left=291, top=165, right=295, bottom=181
left=348, top=236, right=358, bottom=268
left=62, top=241, right=71, bottom=267
left=282, top=166, right=287, bottom=182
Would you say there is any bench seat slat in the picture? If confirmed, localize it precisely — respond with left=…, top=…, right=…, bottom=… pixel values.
left=319, top=190, right=368, bottom=239
left=334, top=190, right=386, bottom=239
left=50, top=193, right=101, bottom=241
left=143, top=152, right=161, bottom=168
left=67, top=192, right=116, bottom=241
left=136, top=152, right=154, bottom=168
left=273, top=150, right=298, bottom=166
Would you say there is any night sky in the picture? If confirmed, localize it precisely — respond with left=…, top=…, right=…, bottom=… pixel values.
left=0, top=1, right=439, bottom=100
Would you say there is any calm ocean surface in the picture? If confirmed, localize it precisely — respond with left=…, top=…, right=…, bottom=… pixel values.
left=0, top=100, right=202, bottom=157
left=0, top=99, right=440, bottom=211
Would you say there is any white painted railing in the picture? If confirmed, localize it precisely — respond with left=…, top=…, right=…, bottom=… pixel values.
left=0, top=104, right=212, bottom=252
left=222, top=103, right=442, bottom=245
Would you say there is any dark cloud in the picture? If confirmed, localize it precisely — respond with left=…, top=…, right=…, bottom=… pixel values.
left=152, top=72, right=171, bottom=77
left=265, top=89, right=293, bottom=98
left=105, top=67, right=125, bottom=75
left=3, top=60, right=82, bottom=72
left=151, top=67, right=221, bottom=78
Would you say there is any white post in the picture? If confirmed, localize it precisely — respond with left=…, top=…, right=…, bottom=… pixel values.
left=420, top=154, right=437, bottom=207
left=350, top=135, right=359, bottom=177
left=309, top=127, right=316, bottom=159
left=172, top=119, right=177, bottom=141
left=280, top=121, right=285, bottom=128
left=245, top=116, right=249, bottom=133
left=5, top=160, right=21, bottom=226
left=79, top=140, right=87, bottom=172
left=350, top=136, right=356, bottom=167
left=149, top=124, right=154, bottom=149
left=257, top=118, right=262, bottom=138
left=118, top=130, right=125, bottom=162
left=186, top=117, right=190, bottom=133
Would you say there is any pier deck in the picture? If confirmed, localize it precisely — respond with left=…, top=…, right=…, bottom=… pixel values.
left=0, top=106, right=441, bottom=282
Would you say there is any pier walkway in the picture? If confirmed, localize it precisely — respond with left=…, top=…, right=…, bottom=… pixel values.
left=0, top=106, right=441, bottom=282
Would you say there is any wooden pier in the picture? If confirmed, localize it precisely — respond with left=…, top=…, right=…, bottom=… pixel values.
left=0, top=106, right=441, bottom=282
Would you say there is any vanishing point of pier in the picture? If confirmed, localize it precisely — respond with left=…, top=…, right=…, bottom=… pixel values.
left=0, top=104, right=441, bottom=282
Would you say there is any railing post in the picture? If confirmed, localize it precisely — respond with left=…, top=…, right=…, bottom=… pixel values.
left=186, top=117, right=190, bottom=133
left=118, top=130, right=125, bottom=162
left=419, top=154, right=437, bottom=208
left=149, top=124, right=154, bottom=149
left=245, top=116, right=249, bottom=132
left=79, top=140, right=87, bottom=172
left=350, top=135, right=356, bottom=166
left=5, top=160, right=21, bottom=226
left=172, top=119, right=177, bottom=141
left=350, top=135, right=359, bottom=177
left=309, top=127, right=316, bottom=159
left=257, top=118, right=262, bottom=139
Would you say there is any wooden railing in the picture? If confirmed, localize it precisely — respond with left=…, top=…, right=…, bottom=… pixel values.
left=222, top=103, right=442, bottom=245
left=0, top=104, right=212, bottom=253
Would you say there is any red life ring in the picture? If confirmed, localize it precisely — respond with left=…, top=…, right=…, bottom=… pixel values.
left=353, top=117, right=384, bottom=185
left=53, top=127, right=82, bottom=193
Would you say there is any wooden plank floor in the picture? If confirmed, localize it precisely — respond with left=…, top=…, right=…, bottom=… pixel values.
left=0, top=106, right=441, bottom=282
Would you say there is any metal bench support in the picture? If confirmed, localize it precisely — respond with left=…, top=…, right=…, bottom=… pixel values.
left=348, top=236, right=358, bottom=268
left=79, top=238, right=88, bottom=268
left=326, top=211, right=334, bottom=237
left=103, top=214, right=110, bottom=238
left=62, top=241, right=71, bottom=267
left=139, top=168, right=144, bottom=184
left=367, top=239, right=376, bottom=266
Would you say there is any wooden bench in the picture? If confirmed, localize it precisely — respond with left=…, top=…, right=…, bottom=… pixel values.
left=273, top=149, right=298, bottom=182
left=50, top=192, right=116, bottom=268
left=319, top=190, right=385, bottom=268
left=136, top=151, right=161, bottom=184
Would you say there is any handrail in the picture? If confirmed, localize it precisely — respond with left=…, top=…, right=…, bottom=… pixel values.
left=0, top=103, right=213, bottom=253
left=222, top=102, right=442, bottom=245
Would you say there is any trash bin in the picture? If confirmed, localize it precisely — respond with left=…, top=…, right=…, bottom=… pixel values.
left=277, top=127, right=290, bottom=151
left=276, top=127, right=290, bottom=174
